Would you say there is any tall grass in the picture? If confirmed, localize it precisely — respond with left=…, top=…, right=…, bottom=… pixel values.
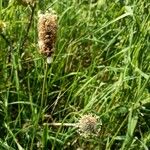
left=0, top=0, right=150, bottom=149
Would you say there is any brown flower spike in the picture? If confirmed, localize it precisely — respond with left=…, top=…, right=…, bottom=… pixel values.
left=38, top=11, right=57, bottom=63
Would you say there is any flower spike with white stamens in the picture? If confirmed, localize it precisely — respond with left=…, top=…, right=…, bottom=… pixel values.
left=37, top=10, right=57, bottom=63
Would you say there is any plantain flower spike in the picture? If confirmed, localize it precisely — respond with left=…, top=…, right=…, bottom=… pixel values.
left=38, top=9, right=57, bottom=63
left=77, top=114, right=102, bottom=138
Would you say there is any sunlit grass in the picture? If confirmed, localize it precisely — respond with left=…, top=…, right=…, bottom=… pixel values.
left=0, top=0, right=150, bottom=149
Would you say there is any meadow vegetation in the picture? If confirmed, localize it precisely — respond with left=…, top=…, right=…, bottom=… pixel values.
left=0, top=0, right=150, bottom=149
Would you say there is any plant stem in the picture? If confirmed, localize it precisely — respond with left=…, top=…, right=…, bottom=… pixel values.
left=43, top=122, right=77, bottom=127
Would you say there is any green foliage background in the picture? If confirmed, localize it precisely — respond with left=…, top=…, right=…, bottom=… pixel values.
left=0, top=0, right=150, bottom=149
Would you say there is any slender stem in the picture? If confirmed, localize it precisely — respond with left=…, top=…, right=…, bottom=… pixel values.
left=30, top=60, right=47, bottom=150
left=41, top=62, right=48, bottom=110
left=43, top=122, right=77, bottom=127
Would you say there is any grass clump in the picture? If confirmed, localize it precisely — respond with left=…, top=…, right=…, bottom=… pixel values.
left=0, top=0, right=150, bottom=149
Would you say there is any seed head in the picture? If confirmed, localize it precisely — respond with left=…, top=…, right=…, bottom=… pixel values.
left=37, top=11, right=57, bottom=59
left=77, top=114, right=102, bottom=137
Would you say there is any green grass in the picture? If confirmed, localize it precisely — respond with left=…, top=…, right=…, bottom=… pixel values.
left=0, top=0, right=150, bottom=149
